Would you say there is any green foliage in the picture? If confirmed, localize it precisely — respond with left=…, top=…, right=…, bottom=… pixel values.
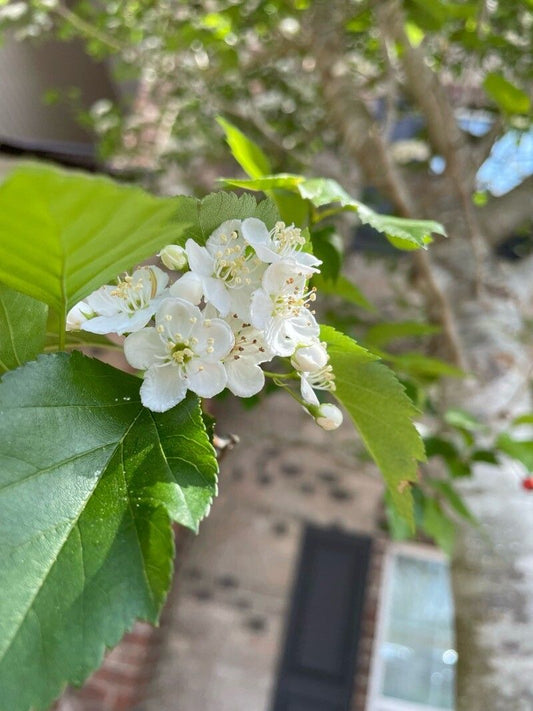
left=223, top=174, right=446, bottom=250
left=497, top=433, right=533, bottom=471
left=483, top=72, right=531, bottom=115
left=0, top=284, right=47, bottom=373
left=313, top=273, right=374, bottom=311
left=310, top=225, right=343, bottom=281
left=217, top=116, right=272, bottom=179
left=365, top=320, right=441, bottom=348
left=174, top=191, right=280, bottom=248
left=0, top=352, right=217, bottom=711
left=322, top=325, right=425, bottom=526
left=0, top=163, right=178, bottom=317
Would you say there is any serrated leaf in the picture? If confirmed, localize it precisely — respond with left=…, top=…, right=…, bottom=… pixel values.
left=483, top=72, right=531, bottom=115
left=0, top=352, right=217, bottom=711
left=217, top=116, right=272, bottom=179
left=175, top=192, right=280, bottom=247
left=0, top=163, right=179, bottom=316
left=222, top=174, right=446, bottom=249
left=0, top=284, right=48, bottom=372
left=321, top=325, right=425, bottom=527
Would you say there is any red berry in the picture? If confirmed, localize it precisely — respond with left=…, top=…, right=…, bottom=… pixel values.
left=522, top=477, right=533, bottom=490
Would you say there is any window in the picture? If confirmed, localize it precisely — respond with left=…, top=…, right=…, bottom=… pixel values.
left=367, top=543, right=456, bottom=711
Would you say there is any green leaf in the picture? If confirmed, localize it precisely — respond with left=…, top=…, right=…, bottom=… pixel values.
left=385, top=489, right=414, bottom=540
left=310, top=225, right=344, bottom=281
left=0, top=285, right=48, bottom=372
left=422, top=498, right=455, bottom=555
left=444, top=408, right=483, bottom=432
left=470, top=449, right=498, bottom=465
left=429, top=480, right=477, bottom=525
left=0, top=352, right=217, bottom=711
left=366, top=320, right=441, bottom=348
left=483, top=72, right=531, bottom=115
left=313, top=273, right=373, bottom=310
left=217, top=116, right=272, bottom=179
left=222, top=174, right=446, bottom=250
left=321, top=326, right=425, bottom=526
left=176, top=191, right=279, bottom=247
left=424, top=436, right=459, bottom=461
left=497, top=433, right=533, bottom=471
left=512, top=414, right=533, bottom=426
left=389, top=352, right=465, bottom=380
left=0, top=163, right=179, bottom=316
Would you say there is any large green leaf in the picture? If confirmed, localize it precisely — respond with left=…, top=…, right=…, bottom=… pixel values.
left=0, top=163, right=179, bottom=315
left=322, top=326, right=425, bottom=525
left=497, top=433, right=533, bottom=471
left=0, top=352, right=217, bottom=711
left=222, top=174, right=446, bottom=249
left=0, top=284, right=48, bottom=372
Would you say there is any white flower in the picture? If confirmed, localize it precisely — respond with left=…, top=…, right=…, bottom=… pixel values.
left=223, top=313, right=273, bottom=398
left=159, top=244, right=188, bottom=271
left=315, top=403, right=343, bottom=431
left=242, top=218, right=321, bottom=270
left=185, top=219, right=263, bottom=319
left=250, top=259, right=319, bottom=356
left=291, top=339, right=329, bottom=373
left=67, top=266, right=169, bottom=334
left=124, top=298, right=234, bottom=412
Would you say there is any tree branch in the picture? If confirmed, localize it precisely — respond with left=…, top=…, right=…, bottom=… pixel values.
left=477, top=175, right=533, bottom=244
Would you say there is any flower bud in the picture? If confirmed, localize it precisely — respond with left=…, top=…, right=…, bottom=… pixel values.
left=291, top=340, right=329, bottom=372
left=315, top=403, right=343, bottom=431
left=159, top=244, right=188, bottom=271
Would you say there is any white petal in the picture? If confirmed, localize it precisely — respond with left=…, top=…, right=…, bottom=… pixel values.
left=262, top=260, right=309, bottom=295
left=85, top=286, right=120, bottom=317
left=186, top=361, right=227, bottom=398
left=228, top=285, right=255, bottom=321
left=206, top=219, right=243, bottom=253
left=169, top=271, right=204, bottom=305
left=80, top=313, right=132, bottom=335
left=66, top=301, right=91, bottom=331
left=292, top=340, right=329, bottom=372
left=300, top=375, right=320, bottom=406
left=242, top=218, right=270, bottom=248
left=140, top=364, right=188, bottom=412
left=202, top=276, right=231, bottom=315
left=185, top=239, right=213, bottom=276
left=284, top=313, right=319, bottom=343
left=295, top=251, right=322, bottom=270
left=192, top=318, right=234, bottom=361
left=155, top=297, right=201, bottom=341
left=250, top=289, right=272, bottom=330
left=266, top=319, right=295, bottom=357
left=225, top=358, right=265, bottom=397
left=124, top=328, right=167, bottom=370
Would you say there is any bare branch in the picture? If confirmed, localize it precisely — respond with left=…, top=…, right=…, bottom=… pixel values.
left=477, top=176, right=533, bottom=244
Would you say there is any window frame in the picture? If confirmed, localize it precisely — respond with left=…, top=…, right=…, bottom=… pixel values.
left=365, top=541, right=455, bottom=711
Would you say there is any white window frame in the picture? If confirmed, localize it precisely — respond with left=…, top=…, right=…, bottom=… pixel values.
left=365, top=542, right=454, bottom=711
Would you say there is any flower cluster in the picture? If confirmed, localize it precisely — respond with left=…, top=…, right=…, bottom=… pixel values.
left=67, top=218, right=343, bottom=430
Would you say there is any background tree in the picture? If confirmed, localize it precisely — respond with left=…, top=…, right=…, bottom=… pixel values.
left=2, top=1, right=533, bottom=708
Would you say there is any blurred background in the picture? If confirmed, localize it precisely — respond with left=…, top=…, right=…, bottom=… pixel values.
left=1, top=1, right=532, bottom=709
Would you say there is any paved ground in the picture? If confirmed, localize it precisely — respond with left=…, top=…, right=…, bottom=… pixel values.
left=141, top=389, right=384, bottom=711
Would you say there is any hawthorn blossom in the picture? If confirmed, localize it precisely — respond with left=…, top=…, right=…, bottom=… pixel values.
left=250, top=260, right=319, bottom=356
left=124, top=297, right=234, bottom=412
left=66, top=266, right=169, bottom=335
left=223, top=314, right=273, bottom=397
left=242, top=217, right=321, bottom=270
left=291, top=339, right=329, bottom=373
left=169, top=271, right=203, bottom=305
left=185, top=219, right=263, bottom=319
